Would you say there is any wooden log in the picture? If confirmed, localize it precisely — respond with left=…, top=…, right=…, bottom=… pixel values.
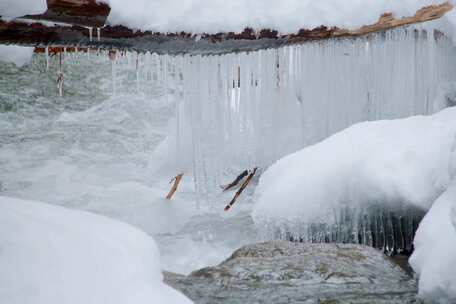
left=23, top=0, right=110, bottom=27
left=224, top=168, right=257, bottom=211
left=0, top=2, right=452, bottom=55
left=166, top=174, right=184, bottom=200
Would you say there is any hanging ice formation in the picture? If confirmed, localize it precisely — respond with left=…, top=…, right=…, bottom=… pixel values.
left=45, top=46, right=49, bottom=71
left=88, top=26, right=93, bottom=42
left=57, top=52, right=64, bottom=97
left=262, top=203, right=426, bottom=255
left=163, top=27, right=456, bottom=204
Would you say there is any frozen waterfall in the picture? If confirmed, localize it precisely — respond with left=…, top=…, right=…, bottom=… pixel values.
left=2, top=25, right=456, bottom=258
left=163, top=27, right=456, bottom=203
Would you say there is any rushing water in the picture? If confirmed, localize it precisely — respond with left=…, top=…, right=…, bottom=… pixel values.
left=0, top=50, right=259, bottom=274
left=1, top=26, right=456, bottom=274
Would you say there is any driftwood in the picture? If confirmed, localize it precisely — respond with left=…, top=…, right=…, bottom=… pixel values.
left=166, top=174, right=184, bottom=200
left=0, top=2, right=452, bottom=55
left=224, top=168, right=257, bottom=211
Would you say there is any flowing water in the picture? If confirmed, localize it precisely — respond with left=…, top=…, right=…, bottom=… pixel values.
left=1, top=26, right=456, bottom=274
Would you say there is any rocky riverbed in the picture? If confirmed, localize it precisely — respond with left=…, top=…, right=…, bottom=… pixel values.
left=165, top=241, right=418, bottom=304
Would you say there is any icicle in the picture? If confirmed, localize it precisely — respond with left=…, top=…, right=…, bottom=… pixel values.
left=88, top=26, right=93, bottom=41
left=109, top=50, right=117, bottom=96
left=45, top=47, right=49, bottom=71
left=136, top=52, right=140, bottom=93
left=97, top=27, right=101, bottom=42
left=57, top=52, right=64, bottom=97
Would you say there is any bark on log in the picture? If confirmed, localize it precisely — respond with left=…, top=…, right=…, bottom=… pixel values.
left=0, top=2, right=452, bottom=55
left=23, top=0, right=110, bottom=27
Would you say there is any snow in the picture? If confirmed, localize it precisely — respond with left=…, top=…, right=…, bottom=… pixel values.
left=100, top=0, right=447, bottom=34
left=409, top=182, right=456, bottom=303
left=0, top=45, right=34, bottom=67
left=252, top=106, right=456, bottom=301
left=0, top=0, right=46, bottom=18
left=252, top=106, right=456, bottom=231
left=0, top=196, right=192, bottom=304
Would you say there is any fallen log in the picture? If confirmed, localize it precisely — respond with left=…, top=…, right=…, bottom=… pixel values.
left=224, top=168, right=257, bottom=211
left=0, top=2, right=452, bottom=55
left=166, top=173, right=184, bottom=200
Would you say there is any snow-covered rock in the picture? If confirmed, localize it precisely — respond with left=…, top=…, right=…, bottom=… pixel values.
left=410, top=182, right=456, bottom=303
left=0, top=196, right=192, bottom=304
left=0, top=45, right=34, bottom=67
left=252, top=106, right=456, bottom=302
left=165, top=241, right=418, bottom=304
left=253, top=106, right=456, bottom=229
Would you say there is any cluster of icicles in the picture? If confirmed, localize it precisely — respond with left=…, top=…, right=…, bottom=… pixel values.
left=169, top=28, right=456, bottom=201
left=41, top=26, right=456, bottom=251
left=167, top=27, right=456, bottom=251
left=259, top=203, right=425, bottom=255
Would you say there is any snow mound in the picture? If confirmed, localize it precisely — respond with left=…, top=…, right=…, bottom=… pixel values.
left=253, top=106, right=456, bottom=301
left=0, top=45, right=34, bottom=67
left=410, top=182, right=456, bottom=303
left=101, top=0, right=446, bottom=34
left=0, top=0, right=46, bottom=18
left=253, top=106, right=456, bottom=226
left=0, top=196, right=192, bottom=304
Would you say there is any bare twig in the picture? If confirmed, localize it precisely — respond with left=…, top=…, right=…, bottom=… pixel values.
left=224, top=168, right=257, bottom=211
left=166, top=173, right=184, bottom=200
left=221, top=169, right=249, bottom=192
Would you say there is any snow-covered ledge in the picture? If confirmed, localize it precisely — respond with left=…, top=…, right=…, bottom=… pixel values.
left=0, top=1, right=453, bottom=54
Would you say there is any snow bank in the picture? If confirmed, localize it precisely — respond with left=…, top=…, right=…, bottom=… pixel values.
left=100, top=0, right=445, bottom=34
left=0, top=196, right=192, bottom=304
left=253, top=106, right=456, bottom=301
left=0, top=45, right=34, bottom=67
left=0, top=0, right=46, bottom=18
left=409, top=182, right=456, bottom=303
left=253, top=107, right=456, bottom=225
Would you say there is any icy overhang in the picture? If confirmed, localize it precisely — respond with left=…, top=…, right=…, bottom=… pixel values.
left=0, top=0, right=453, bottom=55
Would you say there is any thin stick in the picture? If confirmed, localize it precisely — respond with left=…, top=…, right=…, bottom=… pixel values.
left=166, top=173, right=184, bottom=200
left=221, top=169, right=249, bottom=192
left=224, top=168, right=257, bottom=211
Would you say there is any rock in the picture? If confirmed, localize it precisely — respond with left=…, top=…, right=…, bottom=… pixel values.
left=164, top=241, right=418, bottom=304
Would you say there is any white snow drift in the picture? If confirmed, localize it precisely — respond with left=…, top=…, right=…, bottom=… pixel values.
left=410, top=182, right=456, bottom=303
left=0, top=196, right=192, bottom=304
left=100, top=0, right=448, bottom=34
left=253, top=106, right=456, bottom=302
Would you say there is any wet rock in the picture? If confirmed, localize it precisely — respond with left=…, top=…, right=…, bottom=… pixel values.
left=164, top=241, right=418, bottom=304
